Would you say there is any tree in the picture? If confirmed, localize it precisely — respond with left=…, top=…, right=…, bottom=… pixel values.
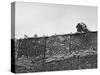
left=76, top=22, right=89, bottom=33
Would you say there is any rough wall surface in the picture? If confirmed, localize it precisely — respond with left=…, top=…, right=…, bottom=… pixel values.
left=71, top=32, right=97, bottom=52
left=46, top=32, right=97, bottom=58
left=17, top=38, right=46, bottom=57
left=16, top=31, right=97, bottom=58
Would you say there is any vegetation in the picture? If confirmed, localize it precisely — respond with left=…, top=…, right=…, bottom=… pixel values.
left=76, top=22, right=90, bottom=33
left=11, top=23, right=97, bottom=73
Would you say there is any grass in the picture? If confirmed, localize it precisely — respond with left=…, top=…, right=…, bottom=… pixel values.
left=15, top=50, right=97, bottom=73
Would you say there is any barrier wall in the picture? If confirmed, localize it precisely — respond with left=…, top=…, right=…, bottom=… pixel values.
left=16, top=31, right=97, bottom=58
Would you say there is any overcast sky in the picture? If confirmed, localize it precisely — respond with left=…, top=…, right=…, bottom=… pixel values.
left=15, top=2, right=97, bottom=38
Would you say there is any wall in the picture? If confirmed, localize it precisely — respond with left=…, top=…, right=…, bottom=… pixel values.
left=46, top=32, right=97, bottom=58
left=16, top=31, right=97, bottom=58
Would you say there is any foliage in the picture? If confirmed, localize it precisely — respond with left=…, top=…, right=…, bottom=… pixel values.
left=76, top=22, right=89, bottom=33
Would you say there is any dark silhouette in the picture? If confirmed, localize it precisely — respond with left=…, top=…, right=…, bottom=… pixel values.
left=24, top=34, right=28, bottom=38
left=76, top=22, right=89, bottom=33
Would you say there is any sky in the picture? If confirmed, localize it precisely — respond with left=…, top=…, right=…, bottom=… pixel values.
left=15, top=2, right=98, bottom=38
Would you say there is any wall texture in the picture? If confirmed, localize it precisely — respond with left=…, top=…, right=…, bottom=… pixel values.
left=16, top=31, right=97, bottom=58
